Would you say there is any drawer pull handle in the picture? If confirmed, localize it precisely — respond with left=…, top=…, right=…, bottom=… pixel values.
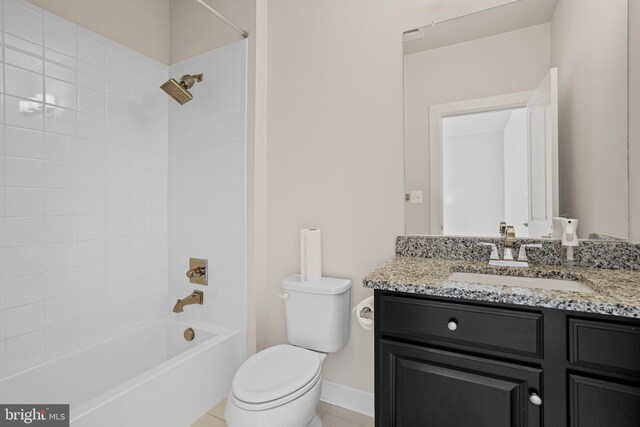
left=529, top=393, right=542, bottom=406
left=447, top=321, right=458, bottom=331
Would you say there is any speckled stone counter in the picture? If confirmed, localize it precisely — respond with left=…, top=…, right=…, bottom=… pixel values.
left=363, top=257, right=640, bottom=318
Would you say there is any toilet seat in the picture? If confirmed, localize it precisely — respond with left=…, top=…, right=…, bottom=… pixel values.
left=230, top=345, right=322, bottom=411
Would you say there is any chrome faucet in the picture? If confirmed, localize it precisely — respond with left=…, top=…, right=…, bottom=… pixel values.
left=172, top=290, right=204, bottom=313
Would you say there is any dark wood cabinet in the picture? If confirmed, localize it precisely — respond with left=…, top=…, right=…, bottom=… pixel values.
left=380, top=339, right=542, bottom=427
left=569, top=374, right=640, bottom=427
left=375, top=290, right=640, bottom=427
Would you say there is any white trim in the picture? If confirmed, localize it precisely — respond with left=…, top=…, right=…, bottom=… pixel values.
left=428, top=91, right=533, bottom=234
left=320, top=380, right=374, bottom=418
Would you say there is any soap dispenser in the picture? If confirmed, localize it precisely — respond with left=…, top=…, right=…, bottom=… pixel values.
left=561, top=218, right=579, bottom=266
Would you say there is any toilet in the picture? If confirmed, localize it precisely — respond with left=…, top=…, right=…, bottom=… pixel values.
left=225, top=274, right=352, bottom=427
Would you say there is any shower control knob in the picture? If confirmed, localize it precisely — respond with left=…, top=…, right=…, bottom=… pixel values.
left=447, top=321, right=458, bottom=331
left=186, top=266, right=206, bottom=278
left=529, top=393, right=542, bottom=406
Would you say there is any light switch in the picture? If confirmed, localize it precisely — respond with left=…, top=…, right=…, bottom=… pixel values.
left=409, top=191, right=423, bottom=203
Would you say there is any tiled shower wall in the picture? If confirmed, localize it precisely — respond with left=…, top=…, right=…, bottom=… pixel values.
left=168, top=41, right=247, bottom=337
left=0, top=0, right=169, bottom=377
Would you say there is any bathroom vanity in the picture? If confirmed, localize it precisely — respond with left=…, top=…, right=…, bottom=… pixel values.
left=365, top=243, right=640, bottom=427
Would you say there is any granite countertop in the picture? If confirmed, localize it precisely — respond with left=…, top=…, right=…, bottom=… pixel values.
left=363, top=257, right=640, bottom=318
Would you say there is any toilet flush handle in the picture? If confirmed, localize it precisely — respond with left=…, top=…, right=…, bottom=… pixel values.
left=278, top=293, right=289, bottom=300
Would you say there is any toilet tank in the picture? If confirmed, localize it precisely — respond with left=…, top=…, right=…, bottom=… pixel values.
left=282, top=275, right=352, bottom=353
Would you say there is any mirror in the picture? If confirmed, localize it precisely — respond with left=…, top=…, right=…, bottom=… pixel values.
left=403, top=0, right=629, bottom=240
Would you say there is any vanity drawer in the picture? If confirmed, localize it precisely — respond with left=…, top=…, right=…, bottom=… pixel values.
left=379, top=295, right=543, bottom=357
left=569, top=318, right=640, bottom=376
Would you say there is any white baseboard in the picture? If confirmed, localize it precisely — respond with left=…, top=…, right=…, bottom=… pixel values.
left=320, top=380, right=374, bottom=418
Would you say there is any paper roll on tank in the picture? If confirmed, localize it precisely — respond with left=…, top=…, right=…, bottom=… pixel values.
left=300, top=229, right=322, bottom=282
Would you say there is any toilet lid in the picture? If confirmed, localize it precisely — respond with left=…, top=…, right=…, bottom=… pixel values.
left=232, top=345, right=322, bottom=404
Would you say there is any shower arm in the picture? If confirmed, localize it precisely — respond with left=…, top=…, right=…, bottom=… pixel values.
left=180, top=74, right=204, bottom=89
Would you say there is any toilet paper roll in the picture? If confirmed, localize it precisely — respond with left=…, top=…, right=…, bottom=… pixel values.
left=300, top=229, right=322, bottom=282
left=353, top=296, right=374, bottom=331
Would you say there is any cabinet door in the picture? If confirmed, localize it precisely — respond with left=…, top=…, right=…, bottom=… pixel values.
left=378, top=340, right=542, bottom=427
left=569, top=374, right=640, bottom=427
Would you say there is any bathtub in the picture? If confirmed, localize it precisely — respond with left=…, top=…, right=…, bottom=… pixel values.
left=0, top=319, right=242, bottom=427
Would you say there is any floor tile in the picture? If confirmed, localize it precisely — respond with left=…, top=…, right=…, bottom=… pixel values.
left=317, top=401, right=331, bottom=417
left=324, top=405, right=374, bottom=426
left=196, top=398, right=374, bottom=427
left=320, top=413, right=367, bottom=427
left=191, top=413, right=227, bottom=427
left=207, top=397, right=227, bottom=420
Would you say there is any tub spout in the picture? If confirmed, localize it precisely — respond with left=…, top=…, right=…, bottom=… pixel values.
left=172, top=290, right=204, bottom=313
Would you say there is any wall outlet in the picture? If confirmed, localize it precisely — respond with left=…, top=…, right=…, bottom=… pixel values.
left=409, top=191, right=423, bottom=203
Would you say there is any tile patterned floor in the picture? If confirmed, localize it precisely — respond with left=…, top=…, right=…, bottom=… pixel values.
left=191, top=398, right=374, bottom=427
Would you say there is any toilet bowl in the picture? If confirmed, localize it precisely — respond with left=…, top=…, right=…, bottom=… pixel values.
left=225, top=345, right=325, bottom=427
left=225, top=275, right=352, bottom=427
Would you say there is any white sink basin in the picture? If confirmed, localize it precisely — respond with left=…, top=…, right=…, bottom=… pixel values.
left=447, top=272, right=594, bottom=294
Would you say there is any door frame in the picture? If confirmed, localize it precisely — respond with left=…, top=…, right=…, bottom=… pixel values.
left=428, top=91, right=532, bottom=235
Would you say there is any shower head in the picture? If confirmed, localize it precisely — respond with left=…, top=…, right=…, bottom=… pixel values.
left=160, top=73, right=203, bottom=105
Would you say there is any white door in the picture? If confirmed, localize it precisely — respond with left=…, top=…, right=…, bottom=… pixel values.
left=526, top=68, right=559, bottom=237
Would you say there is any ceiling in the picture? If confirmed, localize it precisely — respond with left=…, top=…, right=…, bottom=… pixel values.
left=404, top=0, right=559, bottom=55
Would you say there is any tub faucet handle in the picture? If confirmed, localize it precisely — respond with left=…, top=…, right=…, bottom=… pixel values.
left=186, top=258, right=208, bottom=285
left=186, top=266, right=206, bottom=278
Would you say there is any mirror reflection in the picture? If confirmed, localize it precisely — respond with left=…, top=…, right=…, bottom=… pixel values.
left=403, top=0, right=629, bottom=239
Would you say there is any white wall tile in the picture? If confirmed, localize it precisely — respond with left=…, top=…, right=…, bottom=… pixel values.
left=107, top=73, right=131, bottom=99
left=44, top=133, right=77, bottom=162
left=5, top=64, right=43, bottom=100
left=42, top=242, right=77, bottom=271
left=45, top=106, right=77, bottom=136
left=106, top=44, right=131, bottom=77
left=5, top=126, right=44, bottom=159
left=44, top=189, right=77, bottom=215
left=4, top=246, right=44, bottom=278
left=4, top=1, right=43, bottom=44
left=77, top=163, right=107, bottom=189
left=5, top=95, right=44, bottom=131
left=7, top=0, right=43, bottom=16
left=45, top=77, right=78, bottom=110
left=4, top=34, right=43, bottom=74
left=6, top=302, right=45, bottom=339
left=5, top=330, right=46, bottom=373
left=42, top=269, right=76, bottom=299
left=79, top=87, right=106, bottom=116
left=78, top=34, right=106, bottom=68
left=167, top=41, right=247, bottom=330
left=79, top=61, right=106, bottom=92
left=5, top=157, right=44, bottom=187
left=44, top=160, right=77, bottom=188
left=78, top=112, right=106, bottom=140
left=78, top=215, right=107, bottom=240
left=77, top=239, right=106, bottom=266
left=44, top=216, right=77, bottom=243
left=44, top=19, right=77, bottom=57
left=0, top=6, right=173, bottom=374
left=45, top=321, right=77, bottom=358
left=4, top=274, right=46, bottom=308
left=5, top=188, right=44, bottom=216
left=45, top=49, right=77, bottom=84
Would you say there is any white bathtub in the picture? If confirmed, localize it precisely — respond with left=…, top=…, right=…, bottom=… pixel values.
left=0, top=319, right=242, bottom=427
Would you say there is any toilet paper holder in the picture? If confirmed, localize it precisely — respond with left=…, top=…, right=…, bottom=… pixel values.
left=359, top=306, right=372, bottom=319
